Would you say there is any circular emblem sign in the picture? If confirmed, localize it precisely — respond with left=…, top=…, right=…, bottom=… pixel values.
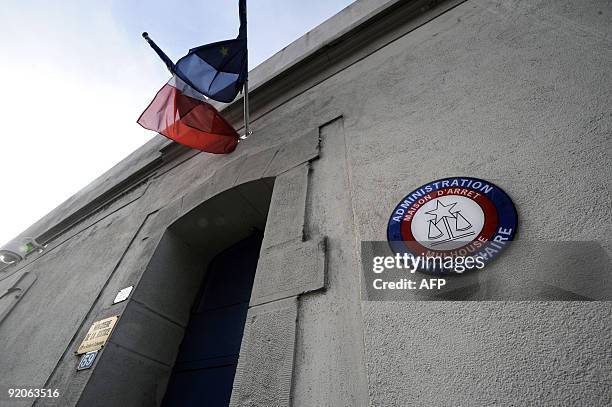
left=387, top=177, right=517, bottom=271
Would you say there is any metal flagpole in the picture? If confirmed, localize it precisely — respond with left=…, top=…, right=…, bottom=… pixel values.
left=241, top=0, right=251, bottom=140
left=242, top=63, right=250, bottom=139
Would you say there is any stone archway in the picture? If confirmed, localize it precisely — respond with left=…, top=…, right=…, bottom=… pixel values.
left=72, top=128, right=326, bottom=407
left=76, top=178, right=275, bottom=406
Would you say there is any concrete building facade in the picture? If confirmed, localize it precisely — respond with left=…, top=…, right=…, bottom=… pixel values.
left=0, top=0, right=610, bottom=405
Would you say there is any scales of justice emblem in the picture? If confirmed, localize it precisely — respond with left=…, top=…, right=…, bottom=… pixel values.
left=425, top=200, right=475, bottom=246
left=409, top=194, right=486, bottom=251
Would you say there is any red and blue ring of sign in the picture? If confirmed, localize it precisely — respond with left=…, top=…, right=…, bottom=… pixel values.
left=387, top=177, right=518, bottom=268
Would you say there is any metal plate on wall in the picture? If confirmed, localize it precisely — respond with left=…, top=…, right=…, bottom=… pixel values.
left=77, top=350, right=98, bottom=371
left=76, top=316, right=119, bottom=354
left=113, top=286, right=133, bottom=304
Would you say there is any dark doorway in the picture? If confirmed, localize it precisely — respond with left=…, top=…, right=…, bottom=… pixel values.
left=161, top=232, right=263, bottom=406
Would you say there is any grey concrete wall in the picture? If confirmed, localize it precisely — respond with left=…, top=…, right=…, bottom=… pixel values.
left=0, top=202, right=146, bottom=407
left=0, top=0, right=610, bottom=406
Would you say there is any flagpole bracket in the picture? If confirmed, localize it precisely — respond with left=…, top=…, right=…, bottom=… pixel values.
left=239, top=130, right=253, bottom=141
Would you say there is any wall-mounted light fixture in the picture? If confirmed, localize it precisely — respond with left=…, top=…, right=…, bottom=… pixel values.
left=0, top=237, right=45, bottom=273
left=0, top=250, right=21, bottom=273
left=0, top=250, right=21, bottom=265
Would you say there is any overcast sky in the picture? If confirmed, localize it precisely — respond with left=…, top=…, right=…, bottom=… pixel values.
left=0, top=0, right=354, bottom=247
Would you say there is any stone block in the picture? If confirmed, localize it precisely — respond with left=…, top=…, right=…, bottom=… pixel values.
left=264, top=129, right=319, bottom=177
left=261, top=163, right=309, bottom=250
left=109, top=301, right=185, bottom=367
left=236, top=147, right=279, bottom=185
left=251, top=236, right=327, bottom=306
left=230, top=297, right=298, bottom=407
left=143, top=200, right=182, bottom=236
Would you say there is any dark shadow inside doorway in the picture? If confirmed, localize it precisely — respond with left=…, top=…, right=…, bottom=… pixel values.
left=160, top=177, right=274, bottom=406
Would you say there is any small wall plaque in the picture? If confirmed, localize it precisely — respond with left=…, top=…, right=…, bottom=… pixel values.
left=113, top=286, right=133, bottom=304
left=76, top=316, right=119, bottom=354
left=77, top=350, right=98, bottom=371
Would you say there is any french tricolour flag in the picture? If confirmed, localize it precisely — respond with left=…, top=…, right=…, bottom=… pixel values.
left=137, top=75, right=239, bottom=154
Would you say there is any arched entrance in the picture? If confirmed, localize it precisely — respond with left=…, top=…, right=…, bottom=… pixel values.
left=157, top=178, right=274, bottom=406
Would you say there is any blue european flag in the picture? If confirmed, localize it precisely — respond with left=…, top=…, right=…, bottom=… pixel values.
left=144, top=0, right=247, bottom=103
left=175, top=37, right=247, bottom=103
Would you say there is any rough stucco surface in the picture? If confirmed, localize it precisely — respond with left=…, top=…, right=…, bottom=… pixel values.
left=362, top=302, right=611, bottom=406
left=342, top=0, right=612, bottom=405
